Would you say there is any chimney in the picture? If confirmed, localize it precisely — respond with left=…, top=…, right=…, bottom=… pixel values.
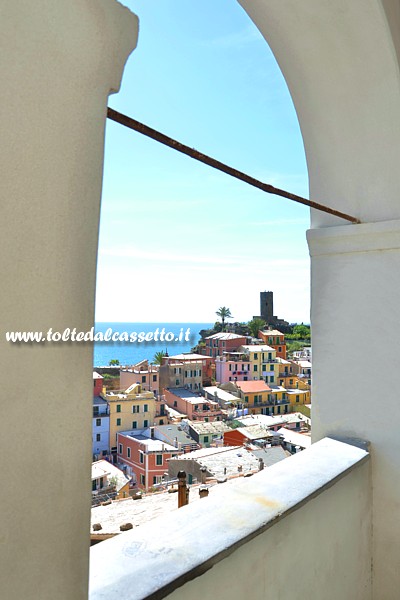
left=150, top=427, right=155, bottom=439
left=177, top=471, right=189, bottom=508
left=200, top=467, right=207, bottom=486
left=199, top=486, right=209, bottom=499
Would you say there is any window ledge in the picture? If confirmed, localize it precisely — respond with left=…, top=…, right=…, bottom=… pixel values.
left=89, top=437, right=369, bottom=600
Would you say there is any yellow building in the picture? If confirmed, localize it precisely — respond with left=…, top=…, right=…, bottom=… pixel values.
left=234, top=380, right=291, bottom=416
left=238, top=344, right=278, bottom=384
left=104, top=383, right=166, bottom=452
left=285, top=389, right=311, bottom=408
left=277, top=359, right=311, bottom=395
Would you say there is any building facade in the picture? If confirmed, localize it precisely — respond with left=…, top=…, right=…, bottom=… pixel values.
left=117, top=429, right=183, bottom=490
left=120, top=360, right=160, bottom=396
left=164, top=388, right=224, bottom=422
left=105, top=383, right=166, bottom=453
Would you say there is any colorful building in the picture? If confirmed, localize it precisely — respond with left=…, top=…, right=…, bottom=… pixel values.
left=93, top=371, right=104, bottom=395
left=92, top=372, right=109, bottom=459
left=164, top=388, right=224, bottom=422
left=223, top=424, right=273, bottom=447
left=159, top=353, right=208, bottom=392
left=223, top=380, right=291, bottom=416
left=258, top=329, right=287, bottom=359
left=120, top=360, right=160, bottom=397
left=234, top=379, right=272, bottom=413
left=150, top=423, right=199, bottom=453
left=105, top=383, right=167, bottom=454
left=215, top=351, right=252, bottom=384
left=285, top=389, right=311, bottom=408
left=92, top=395, right=110, bottom=460
left=238, top=344, right=278, bottom=384
left=182, top=420, right=231, bottom=448
left=203, top=332, right=248, bottom=359
left=293, top=360, right=312, bottom=385
left=117, top=428, right=183, bottom=490
left=91, top=460, right=130, bottom=499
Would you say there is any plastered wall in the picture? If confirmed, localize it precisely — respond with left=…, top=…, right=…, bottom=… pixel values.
left=0, top=2, right=137, bottom=598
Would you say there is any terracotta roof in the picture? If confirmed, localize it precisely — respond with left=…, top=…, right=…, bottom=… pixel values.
left=235, top=380, right=271, bottom=393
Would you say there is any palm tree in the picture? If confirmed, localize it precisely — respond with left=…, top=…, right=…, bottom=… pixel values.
left=247, top=318, right=266, bottom=338
left=216, top=306, right=233, bottom=330
left=153, top=351, right=166, bottom=366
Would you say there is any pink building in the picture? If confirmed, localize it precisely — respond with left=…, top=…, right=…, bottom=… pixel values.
left=203, top=332, right=248, bottom=359
left=117, top=429, right=183, bottom=490
left=120, top=360, right=160, bottom=397
left=215, top=352, right=252, bottom=384
left=164, top=388, right=224, bottom=422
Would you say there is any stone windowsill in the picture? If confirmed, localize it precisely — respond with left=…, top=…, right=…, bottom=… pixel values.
left=89, top=437, right=369, bottom=600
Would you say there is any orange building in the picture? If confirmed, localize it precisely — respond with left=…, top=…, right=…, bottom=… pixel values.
left=223, top=424, right=273, bottom=447
left=258, top=329, right=287, bottom=359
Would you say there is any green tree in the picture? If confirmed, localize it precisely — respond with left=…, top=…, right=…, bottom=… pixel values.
left=247, top=318, right=266, bottom=338
left=109, top=359, right=120, bottom=366
left=286, top=341, right=304, bottom=356
left=153, top=351, right=166, bottom=366
left=215, top=307, right=233, bottom=330
left=293, top=324, right=311, bottom=339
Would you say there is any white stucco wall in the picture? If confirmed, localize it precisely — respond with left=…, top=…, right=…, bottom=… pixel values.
left=239, top=0, right=400, bottom=228
left=2, top=1, right=400, bottom=598
left=167, top=461, right=371, bottom=600
left=0, top=2, right=137, bottom=598
left=308, top=221, right=400, bottom=599
left=237, top=2, right=400, bottom=597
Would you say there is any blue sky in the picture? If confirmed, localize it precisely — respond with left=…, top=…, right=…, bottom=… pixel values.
left=95, top=0, right=310, bottom=324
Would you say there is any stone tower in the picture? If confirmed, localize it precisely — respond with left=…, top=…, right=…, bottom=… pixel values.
left=260, top=291, right=274, bottom=323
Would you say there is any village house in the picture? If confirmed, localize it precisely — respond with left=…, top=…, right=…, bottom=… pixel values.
left=215, top=350, right=252, bottom=384
left=164, top=387, right=224, bottom=422
left=168, top=446, right=262, bottom=483
left=203, top=332, right=248, bottom=359
left=223, top=424, right=274, bottom=447
left=104, top=383, right=167, bottom=454
left=258, top=329, right=287, bottom=359
left=91, top=460, right=130, bottom=500
left=117, top=427, right=183, bottom=490
left=181, top=419, right=231, bottom=448
left=147, top=423, right=200, bottom=453
left=92, top=372, right=110, bottom=460
left=120, top=360, right=160, bottom=397
left=237, top=344, right=278, bottom=384
left=159, top=353, right=208, bottom=392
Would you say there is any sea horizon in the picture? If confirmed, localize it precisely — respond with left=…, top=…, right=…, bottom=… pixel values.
left=93, top=322, right=213, bottom=367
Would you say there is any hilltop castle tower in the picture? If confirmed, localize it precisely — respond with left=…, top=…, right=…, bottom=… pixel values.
left=253, top=290, right=290, bottom=331
left=260, top=291, right=274, bottom=323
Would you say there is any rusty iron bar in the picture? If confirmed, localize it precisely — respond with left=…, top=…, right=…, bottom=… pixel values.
left=107, top=107, right=361, bottom=224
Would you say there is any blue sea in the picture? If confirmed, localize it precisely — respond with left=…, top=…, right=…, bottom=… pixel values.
left=93, top=322, right=213, bottom=366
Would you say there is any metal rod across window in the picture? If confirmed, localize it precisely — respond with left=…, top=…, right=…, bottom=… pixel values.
left=107, top=107, right=361, bottom=225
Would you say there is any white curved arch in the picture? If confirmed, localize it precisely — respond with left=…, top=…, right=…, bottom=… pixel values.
left=239, top=0, right=400, bottom=226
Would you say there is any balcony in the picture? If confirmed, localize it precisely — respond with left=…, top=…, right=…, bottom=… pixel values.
left=93, top=410, right=109, bottom=418
left=89, top=437, right=370, bottom=600
left=252, top=399, right=289, bottom=408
